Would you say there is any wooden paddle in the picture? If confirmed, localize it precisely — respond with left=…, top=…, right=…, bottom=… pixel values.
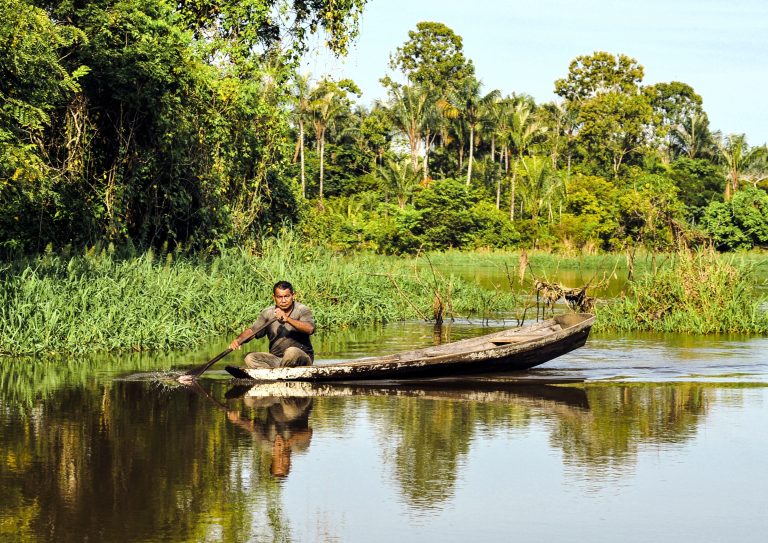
left=178, top=318, right=276, bottom=382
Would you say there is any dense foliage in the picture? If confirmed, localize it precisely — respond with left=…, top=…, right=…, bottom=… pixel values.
left=2, top=6, right=767, bottom=255
left=1, top=0, right=366, bottom=253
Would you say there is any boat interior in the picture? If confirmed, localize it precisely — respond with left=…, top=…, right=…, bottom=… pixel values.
left=337, top=313, right=591, bottom=367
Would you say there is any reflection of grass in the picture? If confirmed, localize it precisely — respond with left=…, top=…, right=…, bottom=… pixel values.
left=1, top=234, right=517, bottom=355
left=596, top=250, right=768, bottom=334
left=0, top=352, right=181, bottom=408
left=0, top=381, right=294, bottom=542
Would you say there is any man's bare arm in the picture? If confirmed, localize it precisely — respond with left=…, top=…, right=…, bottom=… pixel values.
left=275, top=308, right=315, bottom=335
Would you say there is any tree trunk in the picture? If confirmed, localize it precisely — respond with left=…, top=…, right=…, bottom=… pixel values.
left=293, top=134, right=301, bottom=162
left=466, top=125, right=474, bottom=186
left=299, top=120, right=305, bottom=197
left=509, top=166, right=517, bottom=221
left=410, top=127, right=420, bottom=171
left=319, top=131, right=325, bottom=199
left=725, top=171, right=738, bottom=200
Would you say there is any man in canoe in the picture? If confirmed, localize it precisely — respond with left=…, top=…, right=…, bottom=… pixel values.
left=229, top=281, right=315, bottom=368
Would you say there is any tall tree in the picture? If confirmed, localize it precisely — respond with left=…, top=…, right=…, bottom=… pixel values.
left=358, top=102, right=393, bottom=168
left=645, top=81, right=707, bottom=162
left=310, top=78, right=360, bottom=200
left=481, top=94, right=510, bottom=206
left=291, top=72, right=312, bottom=197
left=176, top=0, right=368, bottom=60
left=386, top=84, right=436, bottom=172
left=388, top=21, right=474, bottom=88
left=673, top=112, right=712, bottom=160
left=576, top=92, right=653, bottom=178
left=554, top=51, right=644, bottom=104
left=539, top=100, right=579, bottom=172
left=443, top=80, right=499, bottom=185
left=506, top=100, right=547, bottom=219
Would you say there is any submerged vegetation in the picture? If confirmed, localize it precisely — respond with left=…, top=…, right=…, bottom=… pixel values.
left=0, top=234, right=518, bottom=355
left=596, top=250, right=768, bottom=334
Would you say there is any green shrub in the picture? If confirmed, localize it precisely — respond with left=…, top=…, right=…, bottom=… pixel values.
left=596, top=249, right=768, bottom=334
left=701, top=187, right=768, bottom=250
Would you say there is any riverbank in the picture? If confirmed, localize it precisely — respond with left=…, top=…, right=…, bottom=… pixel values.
left=594, top=250, right=768, bottom=334
left=2, top=240, right=766, bottom=355
left=0, top=235, right=518, bottom=355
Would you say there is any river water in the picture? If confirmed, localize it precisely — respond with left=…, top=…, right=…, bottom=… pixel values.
left=1, top=316, right=767, bottom=542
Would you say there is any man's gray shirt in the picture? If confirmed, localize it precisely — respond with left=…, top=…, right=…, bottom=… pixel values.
left=249, top=302, right=315, bottom=359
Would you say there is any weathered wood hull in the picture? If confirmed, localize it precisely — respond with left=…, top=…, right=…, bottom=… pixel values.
left=226, top=313, right=595, bottom=382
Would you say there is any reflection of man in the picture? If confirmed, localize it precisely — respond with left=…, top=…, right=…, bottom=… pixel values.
left=227, top=396, right=313, bottom=477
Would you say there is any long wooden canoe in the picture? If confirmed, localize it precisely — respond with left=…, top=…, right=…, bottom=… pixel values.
left=225, top=312, right=595, bottom=382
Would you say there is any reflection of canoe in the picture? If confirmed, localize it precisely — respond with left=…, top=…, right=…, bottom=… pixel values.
left=226, top=313, right=595, bottom=382
left=225, top=379, right=590, bottom=409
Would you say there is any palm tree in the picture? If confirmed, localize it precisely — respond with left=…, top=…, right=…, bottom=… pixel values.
left=291, top=73, right=312, bottom=197
left=444, top=80, right=500, bottom=185
left=480, top=93, right=508, bottom=206
left=387, top=85, right=436, bottom=173
left=542, top=100, right=578, bottom=172
left=716, top=133, right=768, bottom=200
left=506, top=101, right=547, bottom=219
left=310, top=80, right=346, bottom=199
left=378, top=156, right=421, bottom=208
left=420, top=86, right=442, bottom=182
left=673, top=112, right=709, bottom=160
left=519, top=155, right=563, bottom=223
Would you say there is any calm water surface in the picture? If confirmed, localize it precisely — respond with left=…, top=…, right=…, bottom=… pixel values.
left=1, top=320, right=767, bottom=542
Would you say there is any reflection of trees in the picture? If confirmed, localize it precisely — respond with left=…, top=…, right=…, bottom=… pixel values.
left=0, top=376, right=732, bottom=538
left=0, top=381, right=292, bottom=542
left=552, top=384, right=708, bottom=471
left=0, top=352, right=180, bottom=408
left=370, top=397, right=531, bottom=508
left=366, top=383, right=715, bottom=507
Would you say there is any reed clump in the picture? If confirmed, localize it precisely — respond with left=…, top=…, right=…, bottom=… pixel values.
left=595, top=250, right=768, bottom=334
left=0, top=233, right=517, bottom=355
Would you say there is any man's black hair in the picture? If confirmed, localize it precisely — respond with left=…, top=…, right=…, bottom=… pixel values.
left=273, top=280, right=294, bottom=294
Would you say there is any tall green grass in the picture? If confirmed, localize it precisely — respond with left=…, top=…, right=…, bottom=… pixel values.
left=0, top=233, right=518, bottom=355
left=595, top=250, right=768, bottom=334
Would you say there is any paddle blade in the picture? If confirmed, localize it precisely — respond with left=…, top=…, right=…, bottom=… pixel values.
left=225, top=365, right=252, bottom=379
left=181, top=347, right=234, bottom=379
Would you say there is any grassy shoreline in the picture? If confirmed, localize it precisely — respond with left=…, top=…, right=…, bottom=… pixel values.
left=0, top=235, right=518, bottom=356
left=594, top=250, right=768, bottom=334
left=2, top=240, right=766, bottom=355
